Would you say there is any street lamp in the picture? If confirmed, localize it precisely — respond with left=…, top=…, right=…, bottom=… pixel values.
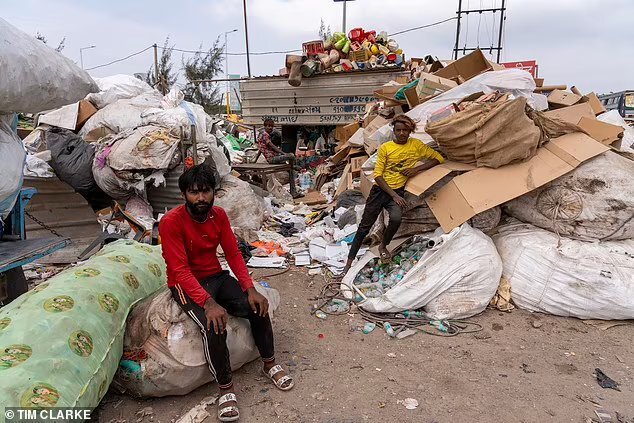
left=224, top=29, right=238, bottom=115
left=333, top=0, right=355, bottom=33
left=79, top=45, right=96, bottom=69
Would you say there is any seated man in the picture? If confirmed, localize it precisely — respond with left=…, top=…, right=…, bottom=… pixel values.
left=341, top=115, right=445, bottom=276
left=159, top=164, right=293, bottom=422
left=257, top=118, right=298, bottom=196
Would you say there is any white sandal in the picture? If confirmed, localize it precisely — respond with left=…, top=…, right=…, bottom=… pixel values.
left=263, top=364, right=294, bottom=391
left=218, top=393, right=239, bottom=422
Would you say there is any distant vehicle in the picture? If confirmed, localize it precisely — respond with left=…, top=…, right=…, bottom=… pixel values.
left=598, top=90, right=634, bottom=122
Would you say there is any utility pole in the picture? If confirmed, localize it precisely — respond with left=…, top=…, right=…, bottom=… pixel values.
left=453, top=0, right=506, bottom=62
left=242, top=0, right=252, bottom=78
left=334, top=0, right=355, bottom=34
left=153, top=43, right=159, bottom=86
left=224, top=29, right=238, bottom=115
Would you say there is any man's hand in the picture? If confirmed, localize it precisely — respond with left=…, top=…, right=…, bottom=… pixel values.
left=400, top=167, right=420, bottom=177
left=392, top=195, right=408, bottom=209
left=204, top=299, right=228, bottom=334
left=247, top=288, right=269, bottom=317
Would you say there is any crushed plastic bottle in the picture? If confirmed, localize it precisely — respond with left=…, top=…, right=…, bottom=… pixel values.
left=383, top=321, right=396, bottom=337
left=315, top=310, right=328, bottom=319
left=362, top=322, right=376, bottom=334
left=430, top=320, right=448, bottom=333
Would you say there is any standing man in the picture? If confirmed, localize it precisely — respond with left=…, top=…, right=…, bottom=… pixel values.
left=257, top=118, right=299, bottom=197
left=340, top=115, right=445, bottom=276
left=159, top=164, right=294, bottom=422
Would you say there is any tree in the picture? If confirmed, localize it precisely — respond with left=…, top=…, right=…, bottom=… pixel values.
left=35, top=31, right=66, bottom=52
left=319, top=19, right=332, bottom=41
left=146, top=37, right=178, bottom=94
left=182, top=38, right=224, bottom=114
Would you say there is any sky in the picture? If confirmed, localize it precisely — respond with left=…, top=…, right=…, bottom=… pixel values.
left=2, top=0, right=633, bottom=95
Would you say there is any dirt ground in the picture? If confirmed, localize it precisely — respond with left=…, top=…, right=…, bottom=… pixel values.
left=97, top=267, right=634, bottom=423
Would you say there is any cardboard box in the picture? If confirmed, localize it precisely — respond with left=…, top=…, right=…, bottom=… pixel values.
left=405, top=133, right=609, bottom=232
left=543, top=103, right=594, bottom=124
left=534, top=78, right=544, bottom=87
left=584, top=92, right=607, bottom=116
left=547, top=90, right=582, bottom=109
left=363, top=115, right=390, bottom=154
left=577, top=117, right=623, bottom=146
left=335, top=122, right=360, bottom=143
left=331, top=144, right=351, bottom=165
left=348, top=127, right=365, bottom=147
left=403, top=86, right=420, bottom=108
left=427, top=103, right=460, bottom=124
left=434, top=49, right=493, bottom=82
left=373, top=85, right=405, bottom=105
left=350, top=155, right=369, bottom=173
left=415, top=72, right=458, bottom=99
left=334, top=163, right=352, bottom=198
left=359, top=170, right=374, bottom=198
left=38, top=100, right=98, bottom=131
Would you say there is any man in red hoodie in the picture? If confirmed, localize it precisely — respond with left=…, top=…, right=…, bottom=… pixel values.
left=159, top=164, right=293, bottom=422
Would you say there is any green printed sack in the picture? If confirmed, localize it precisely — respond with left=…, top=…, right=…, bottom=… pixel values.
left=0, top=240, right=166, bottom=416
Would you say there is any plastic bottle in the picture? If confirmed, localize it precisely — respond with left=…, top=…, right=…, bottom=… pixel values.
left=430, top=320, right=448, bottom=333
left=362, top=322, right=376, bottom=334
left=315, top=310, right=328, bottom=319
left=383, top=321, right=396, bottom=337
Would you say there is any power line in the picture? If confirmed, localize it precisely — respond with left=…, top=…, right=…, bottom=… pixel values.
left=388, top=16, right=457, bottom=36
left=167, top=46, right=302, bottom=56
left=84, top=45, right=153, bottom=71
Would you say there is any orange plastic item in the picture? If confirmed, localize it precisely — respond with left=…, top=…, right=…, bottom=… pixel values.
left=250, top=241, right=286, bottom=256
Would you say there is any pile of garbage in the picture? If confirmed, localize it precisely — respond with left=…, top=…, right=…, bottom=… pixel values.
left=284, top=27, right=405, bottom=86
left=267, top=48, right=633, bottom=327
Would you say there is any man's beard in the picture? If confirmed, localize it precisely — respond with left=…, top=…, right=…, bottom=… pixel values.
left=186, top=199, right=213, bottom=218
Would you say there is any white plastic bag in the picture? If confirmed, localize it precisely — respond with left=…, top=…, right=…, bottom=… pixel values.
left=0, top=18, right=98, bottom=113
left=371, top=69, right=548, bottom=144
left=493, top=221, right=634, bottom=320
left=504, top=151, right=634, bottom=241
left=85, top=74, right=155, bottom=109
left=113, top=284, right=280, bottom=397
left=344, top=224, right=502, bottom=319
left=79, top=92, right=164, bottom=137
left=0, top=115, right=26, bottom=219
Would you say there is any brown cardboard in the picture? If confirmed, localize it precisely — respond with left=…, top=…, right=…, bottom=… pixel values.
left=350, top=155, right=369, bottom=173
left=76, top=100, right=98, bottom=130
left=547, top=90, right=582, bottom=108
left=434, top=49, right=493, bottom=82
left=331, top=145, right=351, bottom=165
left=405, top=162, right=475, bottom=196
left=584, top=92, right=607, bottom=116
left=406, top=133, right=609, bottom=232
left=543, top=103, right=594, bottom=124
left=534, top=78, right=544, bottom=87
left=83, top=126, right=113, bottom=142
left=348, top=127, right=365, bottom=147
left=403, top=86, right=420, bottom=108
left=363, top=115, right=390, bottom=143
left=577, top=117, right=624, bottom=146
left=359, top=170, right=374, bottom=198
left=334, top=163, right=351, bottom=198
left=335, top=122, right=360, bottom=142
left=415, top=72, right=458, bottom=100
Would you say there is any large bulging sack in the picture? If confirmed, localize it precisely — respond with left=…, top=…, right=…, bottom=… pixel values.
left=112, top=284, right=280, bottom=397
left=215, top=175, right=266, bottom=231
left=0, top=115, right=26, bottom=220
left=79, top=92, right=164, bottom=138
left=345, top=224, right=502, bottom=319
left=0, top=240, right=166, bottom=410
left=504, top=152, right=634, bottom=241
left=426, top=97, right=542, bottom=168
left=107, top=126, right=181, bottom=172
left=0, top=18, right=98, bottom=113
left=492, top=221, right=634, bottom=320
left=85, top=74, right=156, bottom=109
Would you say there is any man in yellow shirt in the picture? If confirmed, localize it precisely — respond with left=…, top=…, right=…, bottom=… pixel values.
left=341, top=115, right=444, bottom=276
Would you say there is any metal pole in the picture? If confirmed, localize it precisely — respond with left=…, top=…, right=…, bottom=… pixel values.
left=453, top=0, right=463, bottom=60
left=80, top=49, right=84, bottom=69
left=153, top=43, right=159, bottom=85
left=242, top=0, right=252, bottom=78
left=225, top=32, right=230, bottom=115
left=342, top=0, right=347, bottom=34
left=496, top=0, right=506, bottom=63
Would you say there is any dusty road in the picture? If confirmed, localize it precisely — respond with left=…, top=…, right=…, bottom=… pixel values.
left=98, top=267, right=634, bottom=423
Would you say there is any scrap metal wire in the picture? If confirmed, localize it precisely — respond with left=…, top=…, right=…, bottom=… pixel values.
left=358, top=308, right=483, bottom=337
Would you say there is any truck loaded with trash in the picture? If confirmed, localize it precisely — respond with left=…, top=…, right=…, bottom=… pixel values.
left=0, top=7, right=633, bottom=423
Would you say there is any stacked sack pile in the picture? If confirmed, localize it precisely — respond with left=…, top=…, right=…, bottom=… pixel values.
left=343, top=49, right=634, bottom=322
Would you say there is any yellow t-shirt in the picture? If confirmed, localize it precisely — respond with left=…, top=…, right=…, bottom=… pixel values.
left=373, top=138, right=444, bottom=189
